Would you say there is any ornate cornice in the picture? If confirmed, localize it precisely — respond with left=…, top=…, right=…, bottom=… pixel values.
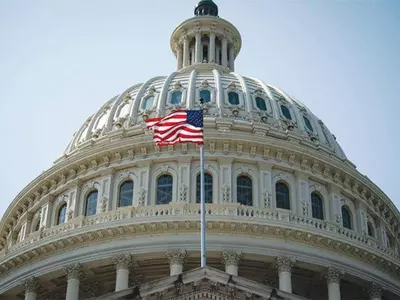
left=166, top=248, right=186, bottom=265
left=221, top=249, right=243, bottom=266
left=324, top=267, right=344, bottom=284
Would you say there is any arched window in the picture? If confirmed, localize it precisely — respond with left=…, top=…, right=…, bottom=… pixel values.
left=200, top=90, right=211, bottom=103
left=342, top=205, right=352, bottom=230
left=157, top=175, right=173, bottom=205
left=237, top=176, right=253, bottom=206
left=85, top=190, right=98, bottom=216
left=281, top=105, right=292, bottom=120
left=34, top=220, right=40, bottom=232
left=303, top=116, right=313, bottom=132
left=367, top=221, right=374, bottom=237
left=119, top=180, right=134, bottom=207
left=171, top=91, right=182, bottom=104
left=311, top=193, right=324, bottom=220
left=57, top=203, right=67, bottom=225
left=196, top=173, right=213, bottom=203
left=276, top=182, right=290, bottom=210
left=143, top=96, right=154, bottom=110
left=228, top=92, right=239, bottom=105
left=255, top=97, right=267, bottom=111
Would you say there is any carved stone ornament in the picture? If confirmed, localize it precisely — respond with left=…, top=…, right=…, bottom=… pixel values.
left=221, top=249, right=243, bottom=266
left=23, top=276, right=39, bottom=293
left=227, top=82, right=236, bottom=91
left=222, top=184, right=231, bottom=203
left=301, top=201, right=309, bottom=216
left=67, top=209, right=74, bottom=220
left=275, top=256, right=295, bottom=273
left=166, top=249, right=187, bottom=265
left=63, top=263, right=86, bottom=280
left=324, top=267, right=344, bottom=284
left=173, top=81, right=182, bottom=90
left=137, top=188, right=147, bottom=207
left=263, top=190, right=271, bottom=208
left=179, top=183, right=188, bottom=202
left=201, top=79, right=210, bottom=88
left=369, top=282, right=382, bottom=298
left=113, top=253, right=132, bottom=270
left=129, top=273, right=144, bottom=286
left=100, top=196, right=108, bottom=213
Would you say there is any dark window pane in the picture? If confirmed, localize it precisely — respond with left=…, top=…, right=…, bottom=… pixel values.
left=367, top=222, right=374, bottom=237
left=157, top=175, right=173, bottom=205
left=311, top=193, right=324, bottom=220
left=281, top=105, right=292, bottom=120
left=228, top=92, right=239, bottom=105
left=171, top=91, right=182, bottom=104
left=144, top=96, right=154, bottom=109
left=342, top=206, right=352, bottom=229
left=57, top=204, right=67, bottom=225
left=237, top=176, right=252, bottom=206
left=200, top=90, right=211, bottom=103
left=85, top=191, right=98, bottom=216
left=196, top=173, right=213, bottom=203
left=255, top=97, right=267, bottom=111
left=34, top=221, right=40, bottom=231
left=276, top=183, right=290, bottom=210
left=119, top=181, right=134, bottom=207
left=303, top=116, right=313, bottom=132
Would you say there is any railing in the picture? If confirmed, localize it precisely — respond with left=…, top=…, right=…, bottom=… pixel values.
left=3, top=203, right=399, bottom=262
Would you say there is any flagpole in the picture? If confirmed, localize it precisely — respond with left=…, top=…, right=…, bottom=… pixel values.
left=200, top=144, right=206, bottom=268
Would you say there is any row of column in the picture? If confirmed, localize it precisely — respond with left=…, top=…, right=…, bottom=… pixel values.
left=22, top=252, right=384, bottom=300
left=177, top=33, right=234, bottom=70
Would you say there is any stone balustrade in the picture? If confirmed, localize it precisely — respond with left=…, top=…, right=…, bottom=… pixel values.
left=2, top=204, right=399, bottom=266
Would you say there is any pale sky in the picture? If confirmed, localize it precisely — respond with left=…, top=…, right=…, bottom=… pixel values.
left=0, top=0, right=399, bottom=218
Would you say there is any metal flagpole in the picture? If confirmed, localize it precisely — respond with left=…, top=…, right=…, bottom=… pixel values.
left=199, top=98, right=206, bottom=268
left=200, top=144, right=206, bottom=267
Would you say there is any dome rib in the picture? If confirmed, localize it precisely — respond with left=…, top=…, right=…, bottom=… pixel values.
left=231, top=71, right=252, bottom=114
left=212, top=68, right=223, bottom=110
left=157, top=72, right=179, bottom=115
left=187, top=69, right=197, bottom=108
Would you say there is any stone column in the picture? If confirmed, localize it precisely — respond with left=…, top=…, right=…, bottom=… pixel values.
left=275, top=256, right=295, bottom=293
left=221, top=249, right=242, bottom=276
left=195, top=30, right=202, bottom=63
left=209, top=31, right=216, bottom=63
left=63, top=263, right=85, bottom=300
left=113, top=254, right=132, bottom=292
left=369, top=282, right=382, bottom=300
left=229, top=45, right=235, bottom=71
left=176, top=45, right=183, bottom=70
left=166, top=249, right=186, bottom=276
left=182, top=36, right=189, bottom=68
left=324, top=267, right=344, bottom=300
left=221, top=36, right=228, bottom=68
left=23, top=277, right=39, bottom=300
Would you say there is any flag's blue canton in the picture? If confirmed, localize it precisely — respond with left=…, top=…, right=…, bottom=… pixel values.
left=187, top=110, right=203, bottom=128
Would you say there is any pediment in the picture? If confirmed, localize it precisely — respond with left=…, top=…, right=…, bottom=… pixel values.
left=94, top=266, right=309, bottom=300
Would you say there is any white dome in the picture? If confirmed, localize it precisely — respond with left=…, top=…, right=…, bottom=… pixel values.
left=62, top=64, right=347, bottom=161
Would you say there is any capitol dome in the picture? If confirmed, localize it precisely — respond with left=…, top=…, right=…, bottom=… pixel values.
left=1, top=1, right=399, bottom=300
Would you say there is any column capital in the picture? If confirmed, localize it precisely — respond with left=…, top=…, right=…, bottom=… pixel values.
left=275, top=256, right=295, bottom=273
left=112, top=253, right=133, bottom=270
left=221, top=249, right=243, bottom=267
left=166, top=248, right=187, bottom=265
left=369, top=282, right=382, bottom=299
left=63, top=263, right=86, bottom=280
left=324, top=267, right=344, bottom=284
left=23, top=276, right=40, bottom=293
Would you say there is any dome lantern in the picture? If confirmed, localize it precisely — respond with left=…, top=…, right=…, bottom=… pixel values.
left=194, top=0, right=219, bottom=17
left=171, top=1, right=242, bottom=72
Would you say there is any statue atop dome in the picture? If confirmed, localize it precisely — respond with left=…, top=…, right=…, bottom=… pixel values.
left=194, top=0, right=219, bottom=17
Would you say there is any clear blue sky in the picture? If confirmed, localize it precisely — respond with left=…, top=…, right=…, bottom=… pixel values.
left=0, top=0, right=399, bottom=218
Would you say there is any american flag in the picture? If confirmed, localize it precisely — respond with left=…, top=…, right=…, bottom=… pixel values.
left=145, top=110, right=203, bottom=146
